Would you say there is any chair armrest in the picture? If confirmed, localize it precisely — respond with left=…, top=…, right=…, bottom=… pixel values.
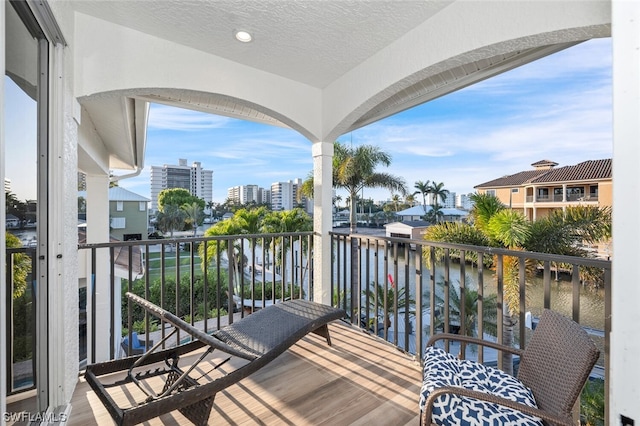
left=427, top=333, right=524, bottom=357
left=422, top=386, right=573, bottom=426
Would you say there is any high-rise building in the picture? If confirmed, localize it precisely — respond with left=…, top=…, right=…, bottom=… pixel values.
left=150, top=159, right=213, bottom=212
left=270, top=181, right=293, bottom=211
left=456, top=193, right=474, bottom=210
left=259, top=187, right=271, bottom=205
left=442, top=191, right=456, bottom=208
left=227, top=184, right=261, bottom=204
left=270, top=178, right=308, bottom=212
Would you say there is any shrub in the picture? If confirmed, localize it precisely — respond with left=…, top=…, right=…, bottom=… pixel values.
left=580, top=379, right=605, bottom=426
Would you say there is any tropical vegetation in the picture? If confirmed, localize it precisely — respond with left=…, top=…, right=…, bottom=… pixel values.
left=423, top=192, right=611, bottom=372
left=362, top=281, right=416, bottom=329
left=199, top=207, right=313, bottom=295
left=301, top=141, right=407, bottom=233
left=413, top=180, right=430, bottom=213
left=6, top=233, right=32, bottom=298
left=431, top=276, right=499, bottom=339
left=157, top=188, right=205, bottom=212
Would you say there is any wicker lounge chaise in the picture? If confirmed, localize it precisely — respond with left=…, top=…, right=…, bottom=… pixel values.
left=85, top=292, right=345, bottom=426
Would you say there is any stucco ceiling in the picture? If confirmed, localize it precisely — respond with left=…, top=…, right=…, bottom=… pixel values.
left=67, top=0, right=452, bottom=89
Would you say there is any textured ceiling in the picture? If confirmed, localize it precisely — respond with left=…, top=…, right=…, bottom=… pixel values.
left=67, top=0, right=452, bottom=88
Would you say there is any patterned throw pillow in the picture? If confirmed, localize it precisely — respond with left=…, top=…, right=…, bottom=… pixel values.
left=419, top=346, right=543, bottom=426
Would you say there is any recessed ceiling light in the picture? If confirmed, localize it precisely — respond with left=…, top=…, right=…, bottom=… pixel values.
left=235, top=30, right=253, bottom=43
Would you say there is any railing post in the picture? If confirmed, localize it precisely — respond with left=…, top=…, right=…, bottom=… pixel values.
left=350, top=237, right=359, bottom=325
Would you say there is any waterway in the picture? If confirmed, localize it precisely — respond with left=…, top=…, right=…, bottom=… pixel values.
left=335, top=241, right=606, bottom=332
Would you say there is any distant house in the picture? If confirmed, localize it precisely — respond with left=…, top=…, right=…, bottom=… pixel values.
left=474, top=159, right=612, bottom=221
left=395, top=205, right=469, bottom=222
left=79, top=187, right=150, bottom=241
left=384, top=221, right=430, bottom=240
left=77, top=227, right=143, bottom=279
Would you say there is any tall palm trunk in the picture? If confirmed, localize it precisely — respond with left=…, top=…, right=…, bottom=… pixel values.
left=349, top=190, right=358, bottom=233
left=501, top=307, right=516, bottom=376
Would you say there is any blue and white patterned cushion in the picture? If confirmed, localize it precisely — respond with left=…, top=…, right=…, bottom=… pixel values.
left=419, top=346, right=543, bottom=426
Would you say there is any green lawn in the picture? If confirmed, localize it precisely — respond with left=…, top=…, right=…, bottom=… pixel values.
left=144, top=250, right=212, bottom=282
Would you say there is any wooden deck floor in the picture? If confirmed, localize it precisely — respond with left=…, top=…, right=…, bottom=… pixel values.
left=65, top=321, right=422, bottom=425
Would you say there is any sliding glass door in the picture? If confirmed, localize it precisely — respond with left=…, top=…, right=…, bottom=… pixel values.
left=4, top=0, right=49, bottom=412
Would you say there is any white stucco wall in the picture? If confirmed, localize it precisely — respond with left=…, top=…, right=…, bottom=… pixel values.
left=611, top=0, right=640, bottom=422
left=52, top=37, right=80, bottom=408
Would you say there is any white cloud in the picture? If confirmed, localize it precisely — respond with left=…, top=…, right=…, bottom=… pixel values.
left=147, top=104, right=233, bottom=131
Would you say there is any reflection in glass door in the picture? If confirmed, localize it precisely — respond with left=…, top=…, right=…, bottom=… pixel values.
left=4, top=0, right=44, bottom=413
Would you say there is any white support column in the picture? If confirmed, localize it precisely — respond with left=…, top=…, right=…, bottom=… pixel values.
left=611, top=1, right=640, bottom=424
left=312, top=141, right=334, bottom=306
left=84, top=174, right=112, bottom=362
left=562, top=184, right=567, bottom=202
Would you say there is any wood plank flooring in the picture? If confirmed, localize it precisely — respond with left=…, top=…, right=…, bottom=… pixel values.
left=13, top=321, right=423, bottom=425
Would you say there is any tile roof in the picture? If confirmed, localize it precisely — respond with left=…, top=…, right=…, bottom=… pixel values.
left=532, top=159, right=612, bottom=183
left=531, top=159, right=558, bottom=167
left=474, top=170, right=549, bottom=188
left=475, top=159, right=611, bottom=188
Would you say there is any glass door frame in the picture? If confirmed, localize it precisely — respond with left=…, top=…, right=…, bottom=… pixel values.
left=5, top=0, right=65, bottom=413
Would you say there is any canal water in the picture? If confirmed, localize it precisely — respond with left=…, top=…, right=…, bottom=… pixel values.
left=335, top=242, right=606, bottom=332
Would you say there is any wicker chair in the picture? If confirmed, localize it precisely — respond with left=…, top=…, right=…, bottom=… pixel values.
left=85, top=292, right=345, bottom=426
left=420, top=309, right=600, bottom=426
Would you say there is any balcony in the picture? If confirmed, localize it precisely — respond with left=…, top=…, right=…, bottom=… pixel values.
left=6, top=231, right=610, bottom=423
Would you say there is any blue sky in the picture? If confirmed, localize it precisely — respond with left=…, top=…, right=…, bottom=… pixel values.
left=117, top=38, right=612, bottom=204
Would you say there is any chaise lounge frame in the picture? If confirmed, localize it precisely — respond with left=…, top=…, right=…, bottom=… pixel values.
left=85, top=292, right=345, bottom=426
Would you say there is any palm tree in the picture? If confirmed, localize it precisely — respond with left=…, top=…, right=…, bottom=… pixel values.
left=181, top=202, right=204, bottom=236
left=234, top=207, right=268, bottom=235
left=391, top=194, right=402, bottom=212
left=206, top=200, right=215, bottom=221
left=432, top=277, right=499, bottom=340
left=332, top=142, right=407, bottom=233
left=424, top=204, right=443, bottom=224
left=424, top=198, right=611, bottom=374
left=362, top=281, right=416, bottom=329
left=405, top=193, right=416, bottom=207
left=469, top=192, right=506, bottom=236
left=260, top=208, right=313, bottom=298
left=333, top=195, right=342, bottom=213
left=156, top=204, right=186, bottom=238
left=428, top=181, right=450, bottom=222
left=413, top=180, right=430, bottom=213
left=199, top=218, right=246, bottom=295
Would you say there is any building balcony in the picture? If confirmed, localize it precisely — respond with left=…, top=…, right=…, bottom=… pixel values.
left=526, top=194, right=599, bottom=203
left=6, top=232, right=610, bottom=423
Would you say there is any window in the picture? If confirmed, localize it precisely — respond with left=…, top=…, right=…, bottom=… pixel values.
left=111, top=217, right=126, bottom=229
left=116, top=201, right=123, bottom=211
left=139, top=201, right=145, bottom=211
left=511, top=188, right=519, bottom=193
left=486, top=190, right=496, bottom=196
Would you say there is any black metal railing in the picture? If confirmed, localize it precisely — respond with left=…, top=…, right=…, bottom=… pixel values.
left=330, top=231, right=610, bottom=387
left=5, top=246, right=37, bottom=395
left=526, top=193, right=599, bottom=203
left=78, top=232, right=313, bottom=363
